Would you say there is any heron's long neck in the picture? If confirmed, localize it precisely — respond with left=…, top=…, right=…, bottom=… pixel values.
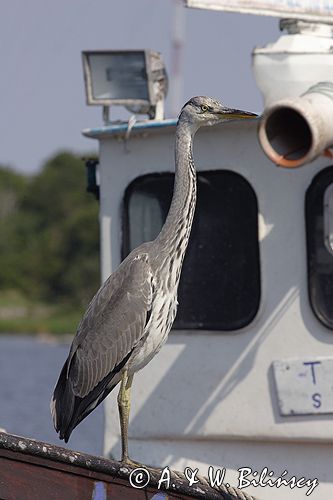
left=155, top=120, right=197, bottom=263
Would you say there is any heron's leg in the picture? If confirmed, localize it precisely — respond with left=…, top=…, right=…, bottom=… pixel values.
left=117, top=370, right=160, bottom=471
left=118, top=369, right=134, bottom=464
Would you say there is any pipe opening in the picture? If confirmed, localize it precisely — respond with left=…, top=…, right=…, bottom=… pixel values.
left=265, top=108, right=312, bottom=161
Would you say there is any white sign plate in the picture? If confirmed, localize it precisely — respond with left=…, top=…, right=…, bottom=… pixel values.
left=185, top=1, right=333, bottom=23
left=273, top=357, right=333, bottom=416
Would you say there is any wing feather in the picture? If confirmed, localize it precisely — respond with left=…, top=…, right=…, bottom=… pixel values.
left=68, top=252, right=153, bottom=398
left=51, top=251, right=154, bottom=440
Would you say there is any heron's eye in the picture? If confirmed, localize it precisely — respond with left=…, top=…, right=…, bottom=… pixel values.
left=201, top=105, right=208, bottom=112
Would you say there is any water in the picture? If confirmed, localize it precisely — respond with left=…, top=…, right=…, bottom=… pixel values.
left=0, top=335, right=104, bottom=457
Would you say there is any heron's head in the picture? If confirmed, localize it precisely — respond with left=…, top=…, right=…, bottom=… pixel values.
left=179, top=96, right=257, bottom=129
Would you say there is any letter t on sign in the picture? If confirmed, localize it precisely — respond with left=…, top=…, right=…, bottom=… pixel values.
left=303, top=361, right=321, bottom=385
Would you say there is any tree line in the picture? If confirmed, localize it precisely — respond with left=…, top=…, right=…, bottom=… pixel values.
left=0, top=152, right=100, bottom=306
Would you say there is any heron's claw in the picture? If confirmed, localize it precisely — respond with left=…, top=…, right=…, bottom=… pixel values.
left=121, top=457, right=144, bottom=469
left=121, top=457, right=162, bottom=475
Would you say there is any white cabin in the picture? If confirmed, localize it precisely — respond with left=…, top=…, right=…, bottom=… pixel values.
left=82, top=16, right=333, bottom=500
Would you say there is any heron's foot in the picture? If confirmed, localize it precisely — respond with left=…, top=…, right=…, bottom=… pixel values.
left=121, top=456, right=162, bottom=474
left=121, top=456, right=144, bottom=469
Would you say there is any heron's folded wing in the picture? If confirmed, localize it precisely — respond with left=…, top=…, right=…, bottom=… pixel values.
left=68, top=253, right=153, bottom=398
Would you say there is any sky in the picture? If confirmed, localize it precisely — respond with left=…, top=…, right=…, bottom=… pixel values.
left=0, top=0, right=278, bottom=173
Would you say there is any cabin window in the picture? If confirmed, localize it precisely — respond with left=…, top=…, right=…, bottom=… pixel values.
left=123, top=171, right=260, bottom=331
left=306, top=166, right=333, bottom=330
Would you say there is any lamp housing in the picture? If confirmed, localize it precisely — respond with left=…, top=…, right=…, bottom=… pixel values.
left=82, top=49, right=167, bottom=119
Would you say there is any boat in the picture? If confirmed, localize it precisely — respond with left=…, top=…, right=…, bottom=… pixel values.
left=0, top=431, right=251, bottom=500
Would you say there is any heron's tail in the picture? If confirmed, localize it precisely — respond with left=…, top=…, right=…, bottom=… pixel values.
left=50, top=358, right=76, bottom=442
left=51, top=350, right=132, bottom=442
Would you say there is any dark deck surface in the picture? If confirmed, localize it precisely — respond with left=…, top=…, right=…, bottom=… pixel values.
left=0, top=432, right=240, bottom=500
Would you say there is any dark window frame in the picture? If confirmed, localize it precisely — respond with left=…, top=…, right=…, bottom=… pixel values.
left=122, top=170, right=261, bottom=331
left=306, top=165, right=333, bottom=330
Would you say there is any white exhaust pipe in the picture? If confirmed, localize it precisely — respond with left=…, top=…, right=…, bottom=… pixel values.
left=258, top=82, right=333, bottom=168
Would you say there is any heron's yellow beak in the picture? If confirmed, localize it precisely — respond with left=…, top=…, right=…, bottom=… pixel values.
left=222, top=108, right=258, bottom=119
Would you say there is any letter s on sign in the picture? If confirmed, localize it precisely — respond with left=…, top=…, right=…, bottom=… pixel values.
left=312, top=393, right=321, bottom=409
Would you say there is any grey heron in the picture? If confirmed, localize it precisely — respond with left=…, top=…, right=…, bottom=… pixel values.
left=51, top=96, right=256, bottom=464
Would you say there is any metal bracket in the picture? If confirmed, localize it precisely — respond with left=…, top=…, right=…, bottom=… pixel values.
left=84, top=158, right=100, bottom=201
